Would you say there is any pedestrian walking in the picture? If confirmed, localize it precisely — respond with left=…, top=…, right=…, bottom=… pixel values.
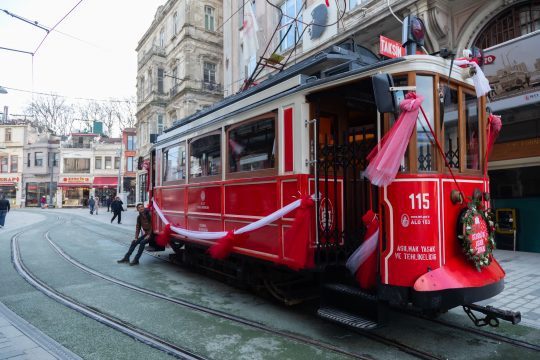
left=117, top=203, right=153, bottom=265
left=95, top=197, right=100, bottom=215
left=40, top=196, right=47, bottom=209
left=110, top=196, right=124, bottom=224
left=89, top=196, right=96, bottom=215
left=106, top=196, right=112, bottom=212
left=0, top=195, right=10, bottom=228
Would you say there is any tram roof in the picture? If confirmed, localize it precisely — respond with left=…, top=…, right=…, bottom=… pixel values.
left=164, top=45, right=404, bottom=135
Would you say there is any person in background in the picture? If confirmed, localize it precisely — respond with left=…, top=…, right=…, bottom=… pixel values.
left=110, top=196, right=124, bottom=224
left=40, top=196, right=47, bottom=209
left=0, top=195, right=10, bottom=228
left=117, top=203, right=152, bottom=265
left=94, top=197, right=100, bottom=215
left=106, top=196, right=112, bottom=212
left=89, top=196, right=96, bottom=215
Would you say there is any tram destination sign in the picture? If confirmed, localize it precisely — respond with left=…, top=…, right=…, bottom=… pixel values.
left=379, top=35, right=406, bottom=59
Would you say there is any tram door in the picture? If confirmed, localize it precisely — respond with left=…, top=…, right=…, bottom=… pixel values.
left=310, top=80, right=378, bottom=266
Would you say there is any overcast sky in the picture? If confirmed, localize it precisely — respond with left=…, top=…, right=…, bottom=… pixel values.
left=0, top=0, right=166, bottom=116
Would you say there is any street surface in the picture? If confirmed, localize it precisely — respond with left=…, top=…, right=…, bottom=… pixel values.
left=0, top=208, right=539, bottom=359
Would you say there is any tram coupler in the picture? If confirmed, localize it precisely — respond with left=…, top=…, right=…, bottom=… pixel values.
left=463, top=304, right=521, bottom=327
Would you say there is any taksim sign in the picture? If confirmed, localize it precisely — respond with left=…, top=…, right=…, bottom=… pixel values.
left=379, top=36, right=406, bottom=58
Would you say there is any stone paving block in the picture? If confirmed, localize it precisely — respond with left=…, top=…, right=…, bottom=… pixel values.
left=7, top=335, right=39, bottom=351
left=23, top=347, right=57, bottom=360
left=0, top=326, right=23, bottom=339
left=0, top=349, right=25, bottom=360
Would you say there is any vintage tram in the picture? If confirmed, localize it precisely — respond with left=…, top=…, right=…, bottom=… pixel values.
left=148, top=44, right=519, bottom=328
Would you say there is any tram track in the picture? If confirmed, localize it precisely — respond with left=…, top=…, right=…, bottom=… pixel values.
left=10, top=231, right=205, bottom=360
left=34, top=212, right=538, bottom=359
left=44, top=228, right=443, bottom=360
left=425, top=316, right=540, bottom=352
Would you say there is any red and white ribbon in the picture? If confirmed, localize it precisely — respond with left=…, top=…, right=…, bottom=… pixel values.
left=153, top=197, right=307, bottom=241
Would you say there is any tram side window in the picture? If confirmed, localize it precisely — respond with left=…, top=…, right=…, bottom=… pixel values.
left=228, top=117, right=275, bottom=173
left=189, top=134, right=221, bottom=179
left=442, top=87, right=459, bottom=169
left=416, top=76, right=436, bottom=172
left=162, top=144, right=186, bottom=182
left=464, top=93, right=480, bottom=170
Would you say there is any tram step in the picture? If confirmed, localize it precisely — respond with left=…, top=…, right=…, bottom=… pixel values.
left=322, top=283, right=377, bottom=302
left=318, top=306, right=378, bottom=330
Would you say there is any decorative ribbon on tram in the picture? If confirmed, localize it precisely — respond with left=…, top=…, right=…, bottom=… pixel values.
left=454, top=58, right=491, bottom=98
left=364, top=92, right=424, bottom=186
left=152, top=195, right=315, bottom=269
left=484, top=114, right=502, bottom=177
left=345, top=210, right=379, bottom=290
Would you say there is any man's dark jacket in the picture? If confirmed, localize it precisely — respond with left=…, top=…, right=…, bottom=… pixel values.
left=0, top=199, right=10, bottom=211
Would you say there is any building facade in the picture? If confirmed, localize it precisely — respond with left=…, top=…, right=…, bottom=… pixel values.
left=0, top=122, right=25, bottom=207
left=57, top=134, right=122, bottom=208
left=122, top=128, right=137, bottom=206
left=22, top=129, right=60, bottom=208
left=135, top=0, right=224, bottom=204
left=222, top=0, right=540, bottom=251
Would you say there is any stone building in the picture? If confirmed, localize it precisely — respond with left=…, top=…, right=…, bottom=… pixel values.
left=221, top=0, right=539, bottom=251
left=22, top=128, right=60, bottom=208
left=135, top=0, right=223, bottom=204
left=0, top=121, right=26, bottom=207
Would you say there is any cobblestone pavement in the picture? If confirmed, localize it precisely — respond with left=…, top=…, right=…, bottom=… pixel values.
left=1, top=208, right=539, bottom=359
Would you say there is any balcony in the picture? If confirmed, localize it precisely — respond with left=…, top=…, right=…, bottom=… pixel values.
left=202, top=82, right=222, bottom=93
left=138, top=45, right=166, bottom=69
left=61, top=143, right=92, bottom=149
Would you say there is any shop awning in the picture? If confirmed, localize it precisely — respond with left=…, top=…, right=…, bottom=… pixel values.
left=93, top=176, right=118, bottom=187
left=58, top=183, right=91, bottom=188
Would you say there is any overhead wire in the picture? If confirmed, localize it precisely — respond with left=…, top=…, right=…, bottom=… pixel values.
left=34, top=0, right=85, bottom=55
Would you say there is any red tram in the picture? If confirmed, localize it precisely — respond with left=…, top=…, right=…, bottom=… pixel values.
left=147, top=44, right=520, bottom=328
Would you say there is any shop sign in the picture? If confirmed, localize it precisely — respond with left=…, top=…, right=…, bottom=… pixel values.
left=0, top=176, right=20, bottom=183
left=62, top=177, right=90, bottom=183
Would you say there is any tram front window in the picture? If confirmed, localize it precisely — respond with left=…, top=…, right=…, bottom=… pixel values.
left=416, top=76, right=436, bottom=172
left=465, top=93, right=480, bottom=170
left=442, top=86, right=459, bottom=169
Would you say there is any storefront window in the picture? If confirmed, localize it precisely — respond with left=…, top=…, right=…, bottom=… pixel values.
left=25, top=182, right=57, bottom=207
left=189, top=134, right=221, bottom=179
left=163, top=144, right=186, bottom=181
left=228, top=117, right=275, bottom=173
left=62, top=187, right=90, bottom=207
left=0, top=186, right=16, bottom=206
left=464, top=93, right=480, bottom=170
left=442, top=86, right=459, bottom=169
left=416, top=76, right=436, bottom=172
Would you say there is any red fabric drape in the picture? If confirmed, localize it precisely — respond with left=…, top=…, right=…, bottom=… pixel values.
left=209, top=231, right=236, bottom=260
left=356, top=210, right=379, bottom=290
left=486, top=114, right=502, bottom=161
left=155, top=223, right=171, bottom=247
left=365, top=93, right=424, bottom=186
left=283, top=196, right=315, bottom=270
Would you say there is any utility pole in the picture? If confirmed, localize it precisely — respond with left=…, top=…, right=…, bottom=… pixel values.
left=49, top=150, right=54, bottom=207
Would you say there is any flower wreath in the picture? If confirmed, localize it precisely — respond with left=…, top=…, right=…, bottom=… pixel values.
left=457, top=199, right=496, bottom=271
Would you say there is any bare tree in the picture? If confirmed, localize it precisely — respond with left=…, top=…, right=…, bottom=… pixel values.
left=25, top=94, right=76, bottom=135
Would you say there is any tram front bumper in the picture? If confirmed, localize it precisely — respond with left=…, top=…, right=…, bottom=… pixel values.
left=410, top=258, right=505, bottom=310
